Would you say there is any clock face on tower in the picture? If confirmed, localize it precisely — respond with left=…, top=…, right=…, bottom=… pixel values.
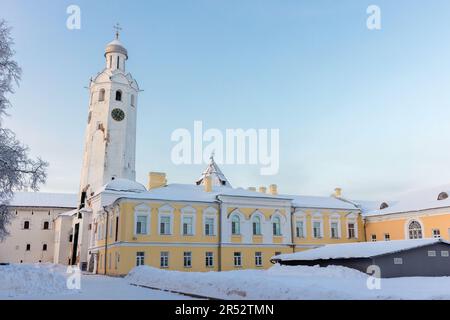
left=111, top=108, right=125, bottom=122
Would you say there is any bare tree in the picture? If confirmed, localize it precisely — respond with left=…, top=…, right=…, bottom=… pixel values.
left=0, top=20, right=48, bottom=240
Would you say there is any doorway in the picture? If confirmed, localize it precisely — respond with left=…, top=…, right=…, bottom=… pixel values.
left=71, top=223, right=80, bottom=265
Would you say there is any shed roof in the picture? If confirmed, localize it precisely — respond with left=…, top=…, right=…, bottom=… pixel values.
left=272, top=238, right=449, bottom=261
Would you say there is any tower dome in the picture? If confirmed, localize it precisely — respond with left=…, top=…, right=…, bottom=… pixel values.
left=105, top=38, right=128, bottom=59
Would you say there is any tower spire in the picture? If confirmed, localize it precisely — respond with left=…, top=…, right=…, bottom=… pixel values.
left=113, top=23, right=122, bottom=40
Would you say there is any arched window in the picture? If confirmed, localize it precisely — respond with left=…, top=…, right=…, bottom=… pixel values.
left=42, top=244, right=47, bottom=251
left=43, top=221, right=49, bottom=230
left=115, top=90, right=122, bottom=101
left=23, top=221, right=30, bottom=230
left=380, top=202, right=389, bottom=210
left=131, top=94, right=135, bottom=107
left=231, top=215, right=240, bottom=235
left=408, top=221, right=423, bottom=239
left=252, top=216, right=261, bottom=235
left=98, top=89, right=105, bottom=102
left=273, top=217, right=281, bottom=236
left=438, top=192, right=448, bottom=201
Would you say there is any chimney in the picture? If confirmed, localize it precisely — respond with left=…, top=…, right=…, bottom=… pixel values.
left=259, top=186, right=267, bottom=194
left=248, top=187, right=256, bottom=192
left=204, top=176, right=212, bottom=192
left=334, top=187, right=342, bottom=198
left=269, top=184, right=278, bottom=195
left=148, top=172, right=167, bottom=190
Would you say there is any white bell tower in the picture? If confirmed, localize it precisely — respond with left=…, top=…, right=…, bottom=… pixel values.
left=79, top=27, right=139, bottom=206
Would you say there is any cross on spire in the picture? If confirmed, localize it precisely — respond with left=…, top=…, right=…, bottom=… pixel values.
left=113, top=23, right=122, bottom=39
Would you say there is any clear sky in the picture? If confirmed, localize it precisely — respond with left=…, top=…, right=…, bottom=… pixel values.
left=3, top=0, right=450, bottom=200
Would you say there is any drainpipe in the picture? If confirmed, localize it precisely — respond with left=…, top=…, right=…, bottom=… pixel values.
left=290, top=207, right=296, bottom=253
left=218, top=200, right=222, bottom=272
left=103, top=206, right=110, bottom=276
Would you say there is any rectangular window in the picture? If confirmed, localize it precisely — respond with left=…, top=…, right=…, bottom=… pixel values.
left=428, top=250, right=437, bottom=257
left=205, top=252, right=214, bottom=267
left=234, top=252, right=242, bottom=267
left=348, top=223, right=356, bottom=239
left=330, top=222, right=339, bottom=238
left=394, top=257, right=403, bottom=265
left=313, top=221, right=322, bottom=238
left=136, top=252, right=145, bottom=266
left=182, top=216, right=193, bottom=235
left=205, top=218, right=214, bottom=236
left=255, top=252, right=262, bottom=267
left=184, top=252, right=192, bottom=268
left=26, top=244, right=31, bottom=251
left=160, top=252, right=169, bottom=268
left=296, top=221, right=304, bottom=238
left=160, top=216, right=171, bottom=235
left=136, top=215, right=147, bottom=235
left=432, top=229, right=441, bottom=238
left=441, top=251, right=449, bottom=257
left=371, top=234, right=377, bottom=242
left=384, top=233, right=390, bottom=241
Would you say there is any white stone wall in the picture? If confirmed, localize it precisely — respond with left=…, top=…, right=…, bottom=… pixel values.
left=0, top=207, right=72, bottom=264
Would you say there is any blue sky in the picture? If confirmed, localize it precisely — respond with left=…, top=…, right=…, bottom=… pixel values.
left=3, top=0, right=450, bottom=200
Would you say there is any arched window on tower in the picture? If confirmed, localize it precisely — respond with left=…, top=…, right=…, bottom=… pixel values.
left=408, top=220, right=423, bottom=239
left=131, top=94, right=135, bottom=107
left=115, top=90, right=122, bottom=101
left=99, top=89, right=105, bottom=102
left=117, top=56, right=120, bottom=69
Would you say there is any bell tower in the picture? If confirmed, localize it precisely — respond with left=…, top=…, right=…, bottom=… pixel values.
left=78, top=27, right=139, bottom=206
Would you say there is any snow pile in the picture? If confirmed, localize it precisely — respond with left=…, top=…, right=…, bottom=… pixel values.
left=0, top=264, right=71, bottom=298
left=126, top=264, right=372, bottom=300
left=126, top=264, right=450, bottom=300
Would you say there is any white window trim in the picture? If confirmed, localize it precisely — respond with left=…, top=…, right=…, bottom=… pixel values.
left=311, top=213, right=324, bottom=239
left=404, top=218, right=424, bottom=240
left=294, top=211, right=307, bottom=238
left=270, top=211, right=285, bottom=236
left=134, top=204, right=151, bottom=236
left=180, top=206, right=196, bottom=236
left=158, top=205, right=174, bottom=236
left=251, top=211, right=265, bottom=236
left=346, top=213, right=358, bottom=239
left=329, top=214, right=341, bottom=239
left=229, top=209, right=245, bottom=236
left=203, top=206, right=218, bottom=236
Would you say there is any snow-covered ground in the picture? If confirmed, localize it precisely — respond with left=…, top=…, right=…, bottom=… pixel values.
left=0, top=264, right=191, bottom=300
left=3, top=263, right=450, bottom=300
left=126, top=264, right=450, bottom=300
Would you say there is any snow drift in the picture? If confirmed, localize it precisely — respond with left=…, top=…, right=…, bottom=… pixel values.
left=0, top=264, right=71, bottom=298
left=126, top=264, right=450, bottom=300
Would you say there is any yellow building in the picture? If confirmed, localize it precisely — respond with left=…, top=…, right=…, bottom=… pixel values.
left=88, top=157, right=364, bottom=276
left=361, top=185, right=450, bottom=242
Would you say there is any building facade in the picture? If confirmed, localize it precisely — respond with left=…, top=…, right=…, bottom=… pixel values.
left=2, top=32, right=450, bottom=277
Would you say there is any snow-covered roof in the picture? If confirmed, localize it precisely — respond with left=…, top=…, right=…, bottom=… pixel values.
left=99, top=178, right=147, bottom=194
left=287, top=195, right=358, bottom=210
left=113, top=183, right=291, bottom=203
left=363, top=184, right=450, bottom=217
left=9, top=192, right=78, bottom=209
left=273, top=239, right=448, bottom=261
left=196, top=155, right=232, bottom=188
